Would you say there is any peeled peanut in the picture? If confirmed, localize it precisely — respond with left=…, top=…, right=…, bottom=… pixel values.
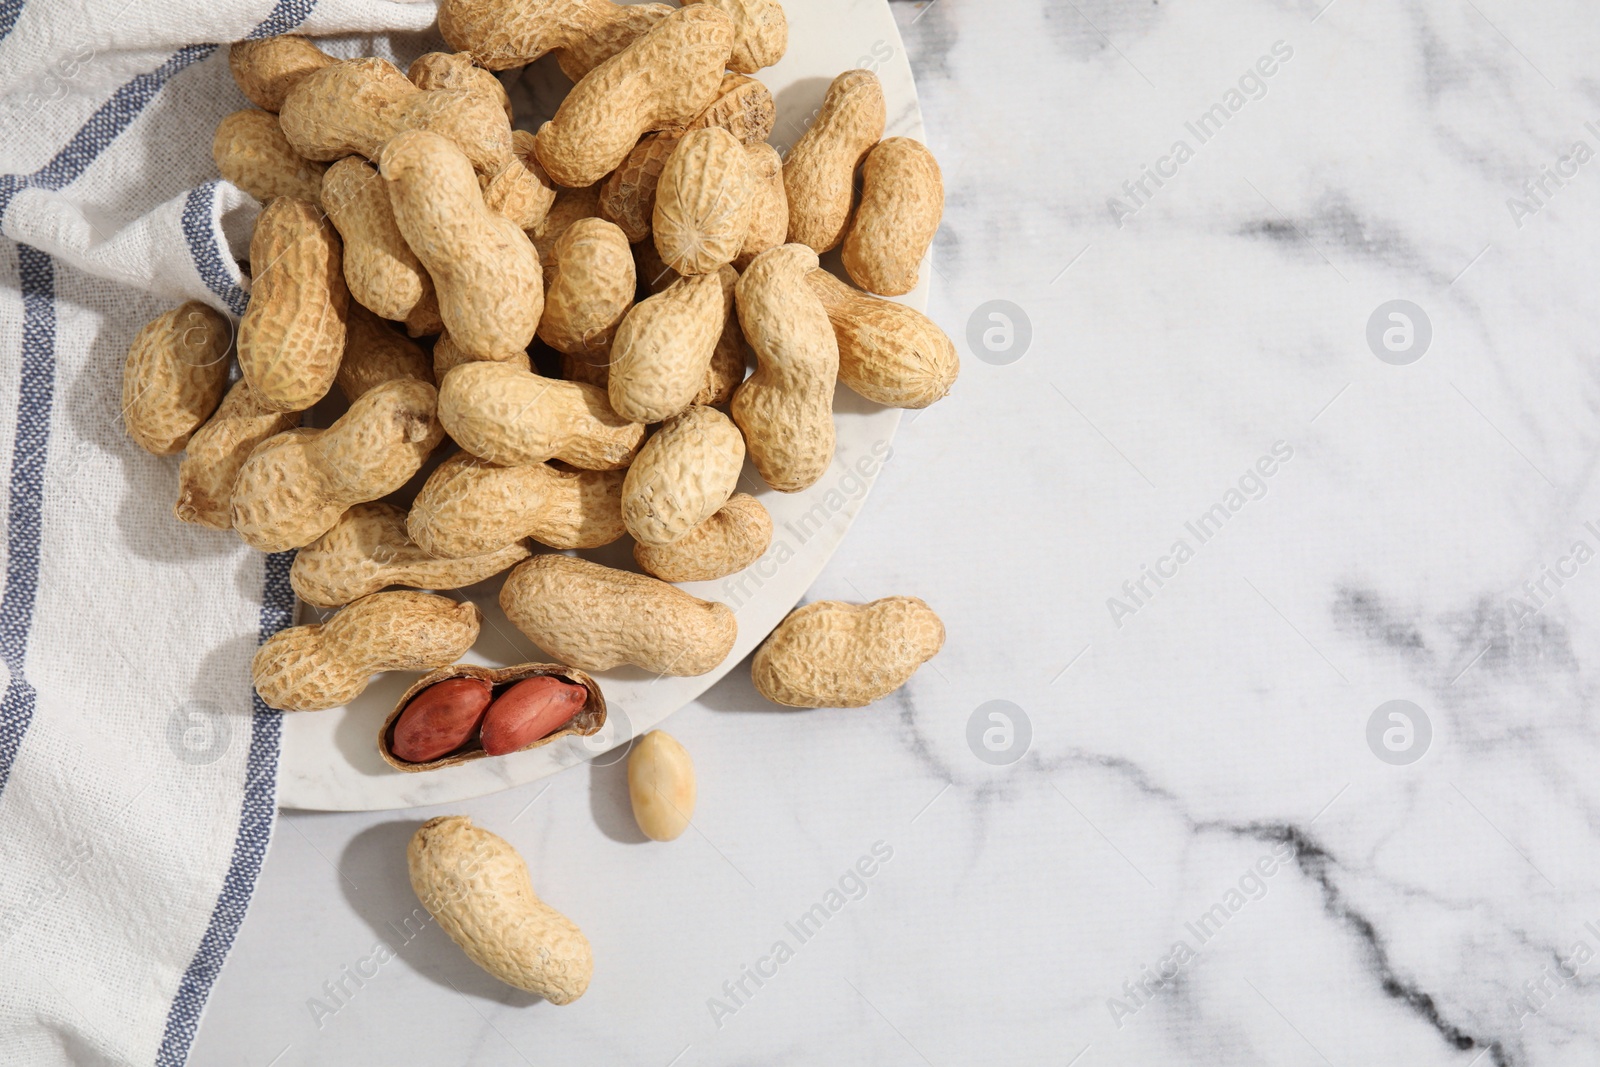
left=380, top=131, right=543, bottom=361
left=634, top=493, right=771, bottom=582
left=336, top=305, right=435, bottom=403
left=228, top=36, right=334, bottom=112
left=481, top=676, right=590, bottom=756
left=321, top=156, right=442, bottom=335
left=606, top=272, right=723, bottom=423
left=408, top=51, right=512, bottom=120
left=174, top=381, right=298, bottom=530
left=537, top=218, right=635, bottom=367
left=841, top=138, right=943, bottom=296
left=695, top=264, right=750, bottom=405
left=628, top=730, right=695, bottom=841
left=783, top=70, right=885, bottom=253
left=736, top=142, right=787, bottom=268
left=439, top=361, right=643, bottom=470
left=752, top=598, right=945, bottom=708
left=231, top=379, right=444, bottom=552
left=439, top=0, right=670, bottom=74
left=681, top=0, right=786, bottom=73
left=500, top=555, right=736, bottom=675
left=212, top=109, right=326, bottom=204
left=291, top=502, right=530, bottom=608
left=652, top=127, right=753, bottom=276
left=534, top=6, right=734, bottom=188
left=731, top=245, right=839, bottom=492
left=408, top=451, right=626, bottom=558
left=391, top=677, right=494, bottom=762
left=252, top=591, right=482, bottom=711
left=621, top=405, right=744, bottom=548
left=408, top=816, right=592, bottom=1003
left=237, top=196, right=348, bottom=413
left=279, top=57, right=512, bottom=172
left=807, top=269, right=958, bottom=408
left=122, top=301, right=232, bottom=455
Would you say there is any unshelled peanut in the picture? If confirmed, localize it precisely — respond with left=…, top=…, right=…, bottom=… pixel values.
left=380, top=131, right=543, bottom=360
left=783, top=69, right=885, bottom=252
left=752, top=597, right=945, bottom=708
left=408, top=51, right=512, bottom=120
left=737, top=142, right=787, bottom=268
left=279, top=57, right=512, bottom=172
left=290, top=502, right=529, bottom=608
left=439, top=361, right=643, bottom=470
left=173, top=381, right=298, bottom=530
left=607, top=271, right=723, bottom=423
left=807, top=269, right=958, bottom=408
left=408, top=452, right=626, bottom=558
left=621, top=405, right=745, bottom=547
left=252, top=591, right=482, bottom=711
left=122, top=302, right=232, bottom=455
left=841, top=138, right=943, bottom=296
left=682, top=0, right=786, bottom=73
left=231, top=379, right=443, bottom=552
left=439, top=0, right=670, bottom=74
left=653, top=127, right=752, bottom=276
left=213, top=109, right=326, bottom=204
left=408, top=816, right=592, bottom=1003
left=229, top=36, right=333, bottom=112
left=336, top=305, right=434, bottom=403
left=634, top=492, right=771, bottom=582
left=534, top=6, right=734, bottom=188
left=731, top=244, right=839, bottom=492
left=237, top=196, right=348, bottom=413
left=537, top=217, right=634, bottom=365
left=321, top=156, right=442, bottom=335
left=500, top=554, right=736, bottom=675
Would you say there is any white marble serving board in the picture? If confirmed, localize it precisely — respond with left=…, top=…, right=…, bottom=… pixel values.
left=277, top=0, right=928, bottom=811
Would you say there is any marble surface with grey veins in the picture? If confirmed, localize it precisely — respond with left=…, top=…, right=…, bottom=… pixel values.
left=195, top=0, right=1600, bottom=1064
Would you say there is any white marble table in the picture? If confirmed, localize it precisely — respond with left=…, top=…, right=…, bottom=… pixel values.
left=193, top=1, right=1600, bottom=1063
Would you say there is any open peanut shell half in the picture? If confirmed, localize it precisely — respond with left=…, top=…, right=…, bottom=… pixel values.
left=378, top=662, right=607, bottom=773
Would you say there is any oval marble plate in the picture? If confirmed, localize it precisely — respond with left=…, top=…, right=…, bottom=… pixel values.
left=279, top=0, right=929, bottom=811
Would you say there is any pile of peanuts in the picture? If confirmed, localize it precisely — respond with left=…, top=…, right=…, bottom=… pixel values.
left=122, top=0, right=957, bottom=1001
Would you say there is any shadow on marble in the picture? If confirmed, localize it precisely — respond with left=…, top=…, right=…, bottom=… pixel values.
left=336, top=819, right=544, bottom=1009
left=588, top=755, right=649, bottom=844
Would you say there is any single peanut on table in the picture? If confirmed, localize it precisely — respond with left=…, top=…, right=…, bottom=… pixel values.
left=628, top=730, right=696, bottom=841
left=409, top=816, right=592, bottom=1003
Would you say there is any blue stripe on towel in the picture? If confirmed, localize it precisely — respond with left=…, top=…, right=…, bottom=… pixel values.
left=182, top=182, right=249, bottom=316
left=0, top=0, right=23, bottom=45
left=154, top=552, right=292, bottom=1067
left=0, top=43, right=218, bottom=222
left=0, top=245, right=56, bottom=794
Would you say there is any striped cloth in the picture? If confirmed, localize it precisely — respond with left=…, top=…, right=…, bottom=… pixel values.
left=0, top=2, right=438, bottom=1063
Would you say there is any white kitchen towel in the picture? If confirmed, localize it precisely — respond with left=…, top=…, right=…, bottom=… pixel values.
left=0, top=2, right=444, bottom=1064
